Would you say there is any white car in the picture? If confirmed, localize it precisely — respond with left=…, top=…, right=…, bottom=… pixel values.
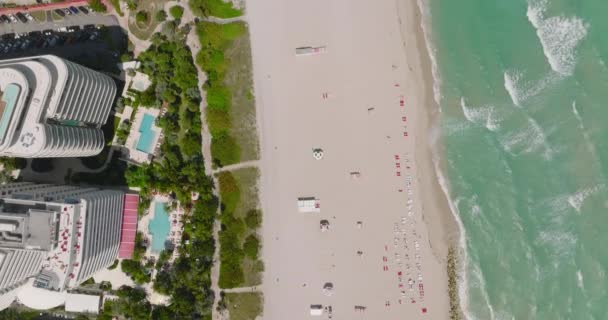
left=24, top=13, right=33, bottom=21
left=8, top=14, right=17, bottom=23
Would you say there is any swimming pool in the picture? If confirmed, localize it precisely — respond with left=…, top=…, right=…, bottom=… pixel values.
left=136, top=113, right=157, bottom=153
left=148, top=201, right=170, bottom=253
left=0, top=84, right=21, bottom=143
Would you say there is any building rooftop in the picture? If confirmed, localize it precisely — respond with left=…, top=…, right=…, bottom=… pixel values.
left=0, top=203, right=57, bottom=251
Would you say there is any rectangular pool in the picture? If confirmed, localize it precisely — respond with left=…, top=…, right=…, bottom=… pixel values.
left=136, top=113, right=157, bottom=153
left=148, top=201, right=170, bottom=253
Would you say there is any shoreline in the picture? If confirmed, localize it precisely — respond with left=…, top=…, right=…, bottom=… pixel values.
left=396, top=0, right=466, bottom=316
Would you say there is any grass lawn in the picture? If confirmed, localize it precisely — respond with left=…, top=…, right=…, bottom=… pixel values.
left=189, top=0, right=243, bottom=19
left=224, top=292, right=263, bottom=320
left=30, top=10, right=46, bottom=22
left=242, top=258, right=263, bottom=287
left=230, top=167, right=259, bottom=219
left=128, top=0, right=166, bottom=40
left=113, top=116, right=121, bottom=132
left=50, top=11, right=63, bottom=21
left=224, top=27, right=259, bottom=162
left=109, top=0, right=123, bottom=16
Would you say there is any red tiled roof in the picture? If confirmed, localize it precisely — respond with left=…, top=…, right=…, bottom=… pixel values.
left=118, top=194, right=139, bottom=259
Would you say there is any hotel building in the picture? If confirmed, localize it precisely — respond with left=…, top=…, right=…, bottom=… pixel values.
left=0, top=182, right=127, bottom=310
left=0, top=55, right=116, bottom=158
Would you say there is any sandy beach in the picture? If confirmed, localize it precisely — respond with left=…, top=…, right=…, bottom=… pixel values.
left=247, top=0, right=459, bottom=318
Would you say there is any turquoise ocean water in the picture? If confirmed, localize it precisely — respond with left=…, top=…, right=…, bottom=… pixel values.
left=427, top=0, right=608, bottom=318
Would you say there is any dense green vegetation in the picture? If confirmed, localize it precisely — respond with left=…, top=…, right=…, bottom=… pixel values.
left=119, top=33, right=217, bottom=319
left=136, top=10, right=150, bottom=25
left=115, top=119, right=131, bottom=145
left=108, top=0, right=123, bottom=16
left=88, top=0, right=107, bottom=13
left=169, top=5, right=184, bottom=20
left=99, top=286, right=151, bottom=320
left=108, top=259, right=119, bottom=270
left=121, top=259, right=151, bottom=284
left=155, top=9, right=167, bottom=22
left=0, top=309, right=39, bottom=320
left=189, top=0, right=242, bottom=18
left=0, top=157, right=26, bottom=182
left=195, top=22, right=249, bottom=167
left=217, top=168, right=262, bottom=288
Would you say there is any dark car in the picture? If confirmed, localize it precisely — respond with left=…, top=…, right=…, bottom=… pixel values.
left=15, top=12, right=28, bottom=23
left=67, top=25, right=80, bottom=32
left=77, top=6, right=89, bottom=14
left=0, top=15, right=9, bottom=23
left=83, top=24, right=95, bottom=30
left=54, top=9, right=66, bottom=17
left=69, top=6, right=79, bottom=14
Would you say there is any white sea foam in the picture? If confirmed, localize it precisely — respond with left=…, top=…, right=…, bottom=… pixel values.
left=536, top=230, right=577, bottom=259
left=500, top=117, right=553, bottom=159
left=567, top=184, right=604, bottom=213
left=576, top=270, right=585, bottom=290
left=469, top=260, right=496, bottom=320
left=527, top=0, right=588, bottom=76
left=572, top=101, right=599, bottom=159
left=460, top=97, right=501, bottom=132
left=432, top=158, right=473, bottom=320
left=416, top=0, right=442, bottom=106
left=503, top=70, right=561, bottom=107
left=503, top=71, right=522, bottom=106
left=443, top=118, right=473, bottom=136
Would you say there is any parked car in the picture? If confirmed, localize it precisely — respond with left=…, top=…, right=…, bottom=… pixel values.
left=54, top=9, right=65, bottom=17
left=0, top=15, right=9, bottom=23
left=63, top=8, right=72, bottom=15
left=78, top=6, right=89, bottom=14
left=69, top=6, right=79, bottom=14
left=15, top=12, right=28, bottom=23
left=24, top=12, right=33, bottom=21
left=8, top=14, right=17, bottom=23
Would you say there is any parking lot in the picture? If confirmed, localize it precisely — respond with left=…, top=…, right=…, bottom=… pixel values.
left=0, top=10, right=118, bottom=35
left=0, top=6, right=122, bottom=58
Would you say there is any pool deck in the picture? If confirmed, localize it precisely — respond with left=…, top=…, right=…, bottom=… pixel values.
left=123, top=107, right=163, bottom=164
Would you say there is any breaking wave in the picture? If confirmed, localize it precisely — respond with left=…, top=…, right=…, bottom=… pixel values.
left=503, top=70, right=561, bottom=107
left=526, top=0, right=588, bottom=76
left=460, top=98, right=501, bottom=132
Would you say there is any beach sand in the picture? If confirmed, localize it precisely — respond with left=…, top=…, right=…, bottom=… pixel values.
left=247, top=0, right=459, bottom=318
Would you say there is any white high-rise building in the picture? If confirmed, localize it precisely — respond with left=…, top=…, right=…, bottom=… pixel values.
left=0, top=182, right=128, bottom=311
left=0, top=55, right=117, bottom=158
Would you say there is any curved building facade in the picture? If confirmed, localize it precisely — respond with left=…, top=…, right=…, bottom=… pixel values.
left=0, top=55, right=116, bottom=158
left=0, top=182, right=128, bottom=311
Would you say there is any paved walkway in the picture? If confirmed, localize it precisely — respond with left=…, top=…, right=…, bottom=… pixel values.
left=222, top=286, right=261, bottom=294
left=213, top=160, right=259, bottom=174
left=179, top=5, right=227, bottom=318
left=202, top=16, right=246, bottom=24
